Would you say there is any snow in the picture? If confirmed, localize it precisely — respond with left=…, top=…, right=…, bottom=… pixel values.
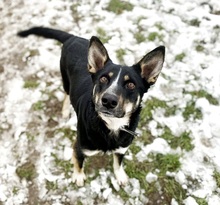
left=1, top=0, right=220, bottom=204
left=146, top=172, right=158, bottom=183
left=183, top=196, right=198, bottom=205
left=136, top=138, right=171, bottom=162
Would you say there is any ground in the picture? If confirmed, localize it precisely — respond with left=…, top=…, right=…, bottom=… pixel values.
left=0, top=0, right=220, bottom=204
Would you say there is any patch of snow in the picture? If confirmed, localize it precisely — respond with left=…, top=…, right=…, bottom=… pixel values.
left=63, top=146, right=73, bottom=161
left=103, top=188, right=112, bottom=199
left=146, top=172, right=158, bottom=183
left=171, top=198, right=179, bottom=205
left=183, top=196, right=198, bottom=205
left=136, top=138, right=170, bottom=162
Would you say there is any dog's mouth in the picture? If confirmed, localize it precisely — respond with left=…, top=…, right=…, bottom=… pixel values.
left=99, top=110, right=124, bottom=118
left=100, top=111, right=114, bottom=117
left=95, top=106, right=125, bottom=118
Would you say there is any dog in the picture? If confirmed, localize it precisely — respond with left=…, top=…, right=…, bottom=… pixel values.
left=18, top=27, right=165, bottom=187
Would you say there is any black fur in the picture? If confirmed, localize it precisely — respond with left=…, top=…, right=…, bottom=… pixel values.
left=18, top=27, right=72, bottom=43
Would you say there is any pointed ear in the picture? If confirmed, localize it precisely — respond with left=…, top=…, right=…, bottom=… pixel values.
left=137, top=46, right=165, bottom=85
left=88, top=36, right=109, bottom=73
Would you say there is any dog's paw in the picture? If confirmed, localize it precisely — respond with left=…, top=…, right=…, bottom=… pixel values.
left=114, top=167, right=129, bottom=186
left=72, top=171, right=86, bottom=187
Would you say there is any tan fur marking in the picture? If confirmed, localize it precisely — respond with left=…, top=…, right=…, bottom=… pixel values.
left=148, top=75, right=158, bottom=83
left=108, top=72, right=114, bottom=78
left=118, top=95, right=123, bottom=105
left=72, top=141, right=86, bottom=186
left=88, top=65, right=96, bottom=73
left=62, top=94, right=70, bottom=118
left=124, top=75, right=130, bottom=81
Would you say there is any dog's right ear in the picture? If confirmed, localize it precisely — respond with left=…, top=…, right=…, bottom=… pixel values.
left=136, top=46, right=165, bottom=86
left=88, top=36, right=109, bottom=73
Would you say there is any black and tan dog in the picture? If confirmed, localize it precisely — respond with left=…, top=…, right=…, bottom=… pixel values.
left=18, top=27, right=165, bottom=186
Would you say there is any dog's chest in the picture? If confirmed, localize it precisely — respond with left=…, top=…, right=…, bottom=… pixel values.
left=99, top=114, right=130, bottom=134
left=85, top=127, right=134, bottom=153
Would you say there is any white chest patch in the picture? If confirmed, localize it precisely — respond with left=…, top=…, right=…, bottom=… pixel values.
left=83, top=146, right=129, bottom=157
left=99, top=113, right=130, bottom=134
left=83, top=149, right=102, bottom=156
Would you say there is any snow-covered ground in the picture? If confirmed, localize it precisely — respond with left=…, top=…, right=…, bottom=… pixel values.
left=0, top=0, right=220, bottom=204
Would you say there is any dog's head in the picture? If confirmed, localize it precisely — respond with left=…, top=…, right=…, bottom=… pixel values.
left=87, top=36, right=165, bottom=131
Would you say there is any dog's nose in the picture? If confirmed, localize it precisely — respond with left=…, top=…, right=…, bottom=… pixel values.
left=102, top=93, right=118, bottom=109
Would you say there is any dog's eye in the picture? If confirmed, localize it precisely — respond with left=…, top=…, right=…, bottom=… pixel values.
left=100, top=76, right=108, bottom=84
left=125, top=82, right=135, bottom=90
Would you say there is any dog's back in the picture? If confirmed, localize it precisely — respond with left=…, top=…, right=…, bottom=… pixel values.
left=18, top=27, right=92, bottom=109
left=60, top=36, right=91, bottom=108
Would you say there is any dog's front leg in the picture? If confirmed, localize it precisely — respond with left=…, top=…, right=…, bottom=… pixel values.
left=113, top=153, right=128, bottom=186
left=62, top=94, right=70, bottom=118
left=72, top=141, right=86, bottom=186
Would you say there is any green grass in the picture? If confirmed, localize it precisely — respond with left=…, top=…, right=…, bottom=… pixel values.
left=135, top=94, right=198, bottom=203
left=196, top=44, right=205, bottom=52
left=194, top=197, right=208, bottom=205
left=133, top=18, right=164, bottom=43
left=122, top=153, right=184, bottom=204
left=130, top=102, right=189, bottom=204
left=46, top=180, right=59, bottom=191
left=26, top=132, right=35, bottom=141
left=175, top=52, right=186, bottom=61
left=76, top=201, right=84, bottom=205
left=16, top=162, right=36, bottom=181
left=12, top=186, right=19, bottom=195
left=154, top=154, right=181, bottom=174
left=116, top=48, right=126, bottom=64
left=189, top=18, right=201, bottom=27
left=161, top=177, right=187, bottom=203
left=23, top=80, right=39, bottom=89
left=70, top=3, right=81, bottom=24
left=186, top=90, right=219, bottom=105
left=182, top=89, right=219, bottom=121
left=51, top=153, right=73, bottom=178
left=213, top=170, right=220, bottom=188
left=155, top=22, right=164, bottom=31
left=133, top=17, right=146, bottom=43
left=106, top=0, right=134, bottom=14
left=129, top=143, right=142, bottom=155
left=97, top=27, right=111, bottom=44
left=140, top=98, right=167, bottom=122
left=183, top=101, right=203, bottom=121
left=148, top=32, right=164, bottom=41
left=134, top=32, right=146, bottom=43
left=140, top=129, right=155, bottom=145
left=116, top=188, right=130, bottom=201
left=128, top=153, right=181, bottom=179
left=32, top=101, right=45, bottom=111
left=140, top=97, right=176, bottom=126
left=55, top=127, right=76, bottom=141
left=161, top=127, right=194, bottom=151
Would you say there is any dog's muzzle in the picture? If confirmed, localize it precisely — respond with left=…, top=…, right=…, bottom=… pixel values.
left=95, top=93, right=125, bottom=118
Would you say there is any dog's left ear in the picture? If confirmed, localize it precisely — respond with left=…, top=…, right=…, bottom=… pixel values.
left=137, top=46, right=165, bottom=85
left=88, top=36, right=109, bottom=73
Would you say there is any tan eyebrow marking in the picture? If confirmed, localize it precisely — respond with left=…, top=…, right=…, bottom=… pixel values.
left=108, top=72, right=114, bottom=77
left=124, top=75, right=130, bottom=81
